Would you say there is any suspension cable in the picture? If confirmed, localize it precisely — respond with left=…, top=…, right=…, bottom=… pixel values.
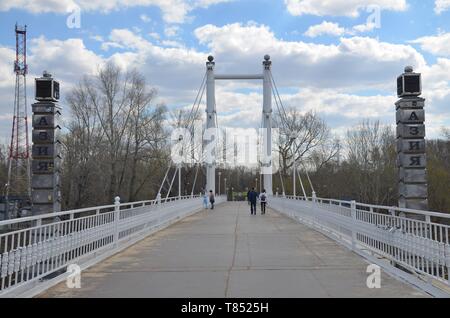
left=269, top=70, right=316, bottom=195
left=157, top=165, right=171, bottom=197
left=269, top=70, right=290, bottom=130
left=165, top=167, right=178, bottom=200
left=269, top=74, right=290, bottom=197
left=191, top=163, right=200, bottom=195
left=159, top=73, right=207, bottom=198
left=185, top=72, right=207, bottom=132
left=278, top=169, right=286, bottom=196
left=187, top=76, right=207, bottom=164
left=303, top=164, right=315, bottom=193
left=296, top=168, right=307, bottom=199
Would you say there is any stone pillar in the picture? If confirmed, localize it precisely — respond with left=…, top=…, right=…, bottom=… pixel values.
left=31, top=73, right=62, bottom=215
left=396, top=66, right=428, bottom=212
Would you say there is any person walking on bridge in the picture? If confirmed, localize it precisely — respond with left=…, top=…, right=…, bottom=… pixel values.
left=202, top=189, right=208, bottom=209
left=248, top=188, right=258, bottom=215
left=260, top=189, right=267, bottom=215
left=209, top=190, right=215, bottom=210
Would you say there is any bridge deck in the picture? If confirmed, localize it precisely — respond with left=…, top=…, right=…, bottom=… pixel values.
left=39, top=202, right=427, bottom=298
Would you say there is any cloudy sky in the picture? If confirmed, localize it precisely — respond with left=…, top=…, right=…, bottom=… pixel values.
left=0, top=0, right=449, bottom=142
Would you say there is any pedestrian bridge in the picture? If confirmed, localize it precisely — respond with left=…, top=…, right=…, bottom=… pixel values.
left=0, top=196, right=449, bottom=298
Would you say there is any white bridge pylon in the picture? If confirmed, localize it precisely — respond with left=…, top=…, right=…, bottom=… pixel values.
left=205, top=55, right=273, bottom=195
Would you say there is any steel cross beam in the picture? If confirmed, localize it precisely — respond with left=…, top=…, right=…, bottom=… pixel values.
left=214, top=74, right=264, bottom=80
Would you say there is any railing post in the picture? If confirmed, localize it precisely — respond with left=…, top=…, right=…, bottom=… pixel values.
left=388, top=207, right=395, bottom=229
left=312, top=191, right=317, bottom=203
left=114, top=196, right=121, bottom=247
left=351, top=200, right=357, bottom=251
left=388, top=207, right=398, bottom=267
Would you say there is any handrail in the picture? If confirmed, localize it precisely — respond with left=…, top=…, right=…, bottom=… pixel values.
left=0, top=195, right=201, bottom=227
left=281, top=195, right=450, bottom=220
left=270, top=195, right=450, bottom=297
left=0, top=194, right=218, bottom=297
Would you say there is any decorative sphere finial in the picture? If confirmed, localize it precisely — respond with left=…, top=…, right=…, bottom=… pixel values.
left=264, top=54, right=270, bottom=61
left=404, top=66, right=414, bottom=73
left=208, top=55, right=214, bottom=62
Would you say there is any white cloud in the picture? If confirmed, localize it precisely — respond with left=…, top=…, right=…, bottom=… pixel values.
left=0, top=0, right=231, bottom=23
left=89, top=35, right=104, bottom=42
left=283, top=88, right=395, bottom=118
left=410, top=32, right=450, bottom=57
left=165, top=25, right=181, bottom=37
left=0, top=37, right=104, bottom=137
left=195, top=23, right=425, bottom=90
left=108, top=29, right=152, bottom=51
left=0, top=113, right=13, bottom=121
left=304, top=21, right=377, bottom=38
left=352, top=22, right=377, bottom=33
left=195, top=0, right=233, bottom=8
left=192, top=22, right=447, bottom=137
left=148, top=32, right=161, bottom=40
left=161, top=40, right=186, bottom=48
left=216, top=88, right=403, bottom=137
left=140, top=14, right=151, bottom=23
left=435, top=0, right=450, bottom=14
left=304, top=21, right=345, bottom=37
left=101, top=41, right=125, bottom=51
left=0, top=22, right=448, bottom=141
left=0, top=47, right=15, bottom=88
left=101, top=28, right=207, bottom=103
left=0, top=0, right=74, bottom=13
left=284, top=0, right=407, bottom=17
left=28, top=36, right=104, bottom=83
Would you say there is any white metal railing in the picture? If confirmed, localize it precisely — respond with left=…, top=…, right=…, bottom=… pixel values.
left=270, top=195, right=450, bottom=296
left=0, top=195, right=225, bottom=297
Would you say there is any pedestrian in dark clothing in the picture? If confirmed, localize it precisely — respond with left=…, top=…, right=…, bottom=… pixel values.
left=248, top=188, right=258, bottom=215
left=246, top=188, right=251, bottom=205
left=209, top=190, right=215, bottom=210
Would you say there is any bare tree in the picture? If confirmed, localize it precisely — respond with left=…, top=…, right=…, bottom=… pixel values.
left=442, top=127, right=450, bottom=140
left=61, top=63, right=168, bottom=208
left=0, top=144, right=8, bottom=196
left=62, top=79, right=105, bottom=208
left=345, top=120, right=396, bottom=205
left=275, top=108, right=335, bottom=174
left=89, top=63, right=136, bottom=198
left=126, top=70, right=167, bottom=201
left=308, top=137, right=341, bottom=171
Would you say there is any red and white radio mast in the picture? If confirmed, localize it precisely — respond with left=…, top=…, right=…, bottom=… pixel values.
left=6, top=24, right=31, bottom=213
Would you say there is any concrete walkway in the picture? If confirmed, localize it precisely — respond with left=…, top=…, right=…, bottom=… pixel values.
left=39, top=202, right=427, bottom=298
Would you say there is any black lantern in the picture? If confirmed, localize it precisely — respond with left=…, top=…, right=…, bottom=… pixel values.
left=397, top=66, right=421, bottom=98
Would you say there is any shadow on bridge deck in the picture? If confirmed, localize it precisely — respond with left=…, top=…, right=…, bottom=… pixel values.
left=38, top=202, right=428, bottom=298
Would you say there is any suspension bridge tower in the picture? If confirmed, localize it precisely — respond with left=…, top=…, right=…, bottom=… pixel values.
left=5, top=24, right=31, bottom=218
